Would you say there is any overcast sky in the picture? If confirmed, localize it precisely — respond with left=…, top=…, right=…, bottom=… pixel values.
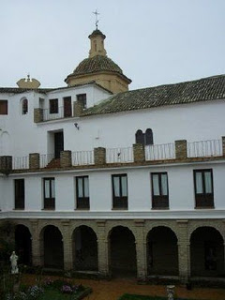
left=0, top=0, right=224, bottom=90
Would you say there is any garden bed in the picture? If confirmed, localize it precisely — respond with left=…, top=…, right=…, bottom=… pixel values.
left=3, top=277, right=92, bottom=300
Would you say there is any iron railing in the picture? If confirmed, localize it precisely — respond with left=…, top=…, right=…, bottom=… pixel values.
left=187, top=139, right=222, bottom=158
left=42, top=106, right=72, bottom=121
left=106, top=147, right=134, bottom=163
left=12, top=156, right=29, bottom=170
left=72, top=150, right=94, bottom=166
left=145, top=143, right=176, bottom=161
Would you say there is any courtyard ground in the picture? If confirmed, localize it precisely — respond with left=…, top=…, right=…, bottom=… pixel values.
left=74, top=277, right=225, bottom=300
left=22, top=274, right=225, bottom=300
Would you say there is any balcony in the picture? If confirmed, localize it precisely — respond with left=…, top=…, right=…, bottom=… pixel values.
left=0, top=137, right=224, bottom=172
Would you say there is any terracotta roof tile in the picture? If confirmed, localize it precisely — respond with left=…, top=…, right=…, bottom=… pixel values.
left=82, top=74, right=225, bottom=116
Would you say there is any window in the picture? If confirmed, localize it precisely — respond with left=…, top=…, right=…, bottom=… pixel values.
left=77, top=94, right=87, bottom=109
left=43, top=178, right=55, bottom=209
left=76, top=176, right=89, bottom=209
left=151, top=173, right=169, bottom=208
left=0, top=100, right=8, bottom=115
left=194, top=169, right=214, bottom=208
left=49, top=99, right=58, bottom=114
left=135, top=128, right=153, bottom=146
left=112, top=174, right=128, bottom=209
left=14, top=179, right=25, bottom=209
left=22, top=99, right=28, bottom=114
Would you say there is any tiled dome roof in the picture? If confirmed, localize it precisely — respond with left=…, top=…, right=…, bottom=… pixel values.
left=72, top=55, right=123, bottom=76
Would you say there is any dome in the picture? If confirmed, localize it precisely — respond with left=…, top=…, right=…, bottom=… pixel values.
left=72, top=55, right=123, bottom=76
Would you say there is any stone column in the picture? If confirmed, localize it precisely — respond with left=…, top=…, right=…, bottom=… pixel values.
left=222, top=136, right=225, bottom=157
left=175, top=140, right=187, bottom=160
left=60, top=151, right=72, bottom=168
left=94, top=147, right=106, bottom=165
left=34, top=108, right=43, bottom=123
left=135, top=220, right=147, bottom=282
left=133, top=143, right=145, bottom=163
left=29, top=153, right=40, bottom=169
left=96, top=220, right=109, bottom=277
left=31, top=220, right=43, bottom=266
left=61, top=220, right=73, bottom=271
left=177, top=220, right=190, bottom=283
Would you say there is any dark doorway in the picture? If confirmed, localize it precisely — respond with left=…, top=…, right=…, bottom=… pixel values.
left=54, top=132, right=64, bottom=159
left=109, top=226, right=136, bottom=277
left=147, top=226, right=178, bottom=276
left=190, top=227, right=224, bottom=277
left=43, top=225, right=64, bottom=269
left=73, top=226, right=98, bottom=271
left=15, top=225, right=32, bottom=265
left=63, top=97, right=72, bottom=117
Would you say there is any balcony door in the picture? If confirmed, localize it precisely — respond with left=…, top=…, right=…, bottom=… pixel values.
left=54, top=132, right=64, bottom=159
left=63, top=97, right=72, bottom=117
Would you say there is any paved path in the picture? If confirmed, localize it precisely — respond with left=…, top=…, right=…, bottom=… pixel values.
left=74, top=277, right=225, bottom=300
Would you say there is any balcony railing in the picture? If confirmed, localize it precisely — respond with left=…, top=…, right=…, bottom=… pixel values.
left=72, top=150, right=94, bottom=166
left=43, top=106, right=72, bottom=121
left=2, top=137, right=224, bottom=171
left=187, top=139, right=222, bottom=158
left=145, top=143, right=176, bottom=161
left=12, top=156, right=29, bottom=170
left=106, top=147, right=134, bottom=163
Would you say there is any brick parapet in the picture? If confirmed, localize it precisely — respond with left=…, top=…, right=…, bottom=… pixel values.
left=34, top=108, right=43, bottom=123
left=60, top=151, right=72, bottom=168
left=29, top=153, right=40, bottom=169
left=175, top=140, right=187, bottom=160
left=133, top=143, right=145, bottom=163
left=94, top=147, right=106, bottom=165
left=0, top=156, right=12, bottom=173
left=73, top=101, right=83, bottom=117
left=222, top=136, right=225, bottom=156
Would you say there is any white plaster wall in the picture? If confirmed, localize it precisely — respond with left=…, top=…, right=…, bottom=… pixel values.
left=1, top=87, right=225, bottom=158
left=1, top=161, right=224, bottom=218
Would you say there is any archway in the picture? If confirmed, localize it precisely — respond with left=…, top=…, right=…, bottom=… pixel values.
left=147, top=226, right=178, bottom=275
left=73, top=226, right=98, bottom=271
left=190, top=226, right=224, bottom=277
left=43, top=225, right=63, bottom=269
left=15, top=225, right=32, bottom=265
left=108, top=226, right=136, bottom=277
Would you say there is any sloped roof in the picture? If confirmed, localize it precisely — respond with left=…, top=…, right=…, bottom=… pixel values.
left=0, top=81, right=112, bottom=95
left=82, top=74, right=225, bottom=116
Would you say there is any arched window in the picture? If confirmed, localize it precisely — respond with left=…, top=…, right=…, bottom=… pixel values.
left=135, top=128, right=154, bottom=146
left=135, top=130, right=144, bottom=145
left=22, top=99, right=28, bottom=114
left=145, top=128, right=154, bottom=145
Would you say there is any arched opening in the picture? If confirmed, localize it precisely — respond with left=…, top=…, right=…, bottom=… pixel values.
left=15, top=225, right=32, bottom=265
left=135, top=129, right=144, bottom=145
left=147, top=226, right=178, bottom=276
left=43, top=225, right=63, bottom=269
left=145, top=128, right=153, bottom=145
left=108, top=226, right=136, bottom=278
left=190, top=226, right=224, bottom=277
left=21, top=98, right=28, bottom=114
left=73, top=226, right=98, bottom=271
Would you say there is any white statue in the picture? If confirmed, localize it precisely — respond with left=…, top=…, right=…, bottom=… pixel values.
left=10, top=251, right=19, bottom=274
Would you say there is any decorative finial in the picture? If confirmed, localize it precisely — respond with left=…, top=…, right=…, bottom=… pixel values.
left=93, top=9, right=100, bottom=29
left=27, top=73, right=30, bottom=81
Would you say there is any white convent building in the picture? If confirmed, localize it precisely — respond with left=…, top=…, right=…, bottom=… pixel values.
left=0, top=27, right=225, bottom=284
